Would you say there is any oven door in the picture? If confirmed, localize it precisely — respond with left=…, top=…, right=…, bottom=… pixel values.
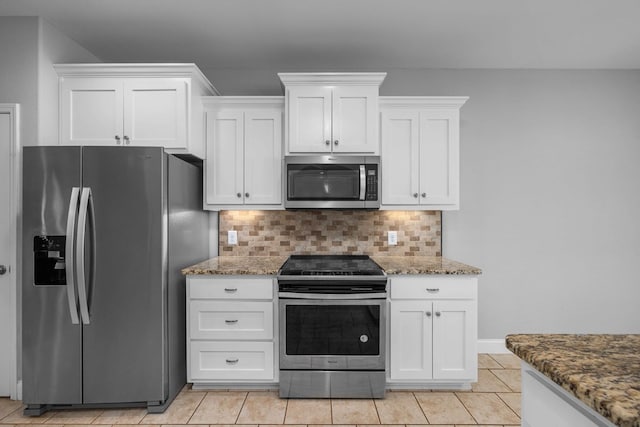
left=279, top=296, right=386, bottom=370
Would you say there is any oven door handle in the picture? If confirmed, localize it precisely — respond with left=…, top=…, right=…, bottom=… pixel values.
left=278, top=292, right=387, bottom=300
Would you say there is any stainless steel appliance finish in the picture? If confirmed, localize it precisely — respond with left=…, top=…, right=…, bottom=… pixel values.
left=277, top=255, right=387, bottom=398
left=22, top=146, right=208, bottom=414
left=284, top=155, right=380, bottom=209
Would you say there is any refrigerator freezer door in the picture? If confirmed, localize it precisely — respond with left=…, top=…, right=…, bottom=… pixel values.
left=80, top=147, right=166, bottom=404
left=22, top=146, right=83, bottom=405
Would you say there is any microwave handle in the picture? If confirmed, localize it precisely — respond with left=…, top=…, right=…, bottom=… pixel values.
left=359, top=165, right=366, bottom=200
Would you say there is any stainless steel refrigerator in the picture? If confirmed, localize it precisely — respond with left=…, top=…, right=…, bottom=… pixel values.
left=22, top=146, right=208, bottom=415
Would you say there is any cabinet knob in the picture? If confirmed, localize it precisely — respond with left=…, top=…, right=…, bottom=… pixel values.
left=426, top=311, right=432, bottom=317
left=245, top=192, right=250, bottom=198
left=421, top=193, right=427, bottom=198
left=334, top=140, right=339, bottom=145
left=236, top=193, right=242, bottom=198
left=0, top=265, right=7, bottom=275
left=325, top=140, right=331, bottom=146
left=413, top=193, right=418, bottom=198
left=115, top=135, right=121, bottom=145
left=123, top=135, right=130, bottom=145
left=435, top=312, right=441, bottom=317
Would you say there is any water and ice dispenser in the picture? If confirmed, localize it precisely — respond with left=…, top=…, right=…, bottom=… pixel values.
left=33, top=235, right=66, bottom=286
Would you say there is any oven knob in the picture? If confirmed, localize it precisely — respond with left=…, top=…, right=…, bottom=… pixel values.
left=360, top=334, right=369, bottom=343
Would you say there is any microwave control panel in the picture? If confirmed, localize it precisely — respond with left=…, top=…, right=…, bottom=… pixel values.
left=365, top=166, right=378, bottom=201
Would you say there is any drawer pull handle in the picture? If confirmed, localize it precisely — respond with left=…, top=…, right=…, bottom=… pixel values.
left=224, top=288, right=238, bottom=293
left=426, top=288, right=440, bottom=292
left=226, top=358, right=239, bottom=364
left=225, top=319, right=238, bottom=324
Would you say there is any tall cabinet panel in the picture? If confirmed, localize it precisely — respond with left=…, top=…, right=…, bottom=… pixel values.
left=380, top=110, right=420, bottom=206
left=206, top=111, right=245, bottom=205
left=244, top=111, right=282, bottom=205
left=204, top=97, right=284, bottom=210
left=380, top=97, right=467, bottom=210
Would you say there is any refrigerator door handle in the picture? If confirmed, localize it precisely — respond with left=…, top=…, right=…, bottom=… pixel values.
left=77, top=187, right=92, bottom=325
left=87, top=185, right=97, bottom=315
left=65, top=187, right=81, bottom=324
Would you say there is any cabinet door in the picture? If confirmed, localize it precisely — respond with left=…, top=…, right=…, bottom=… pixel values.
left=287, top=86, right=332, bottom=153
left=332, top=86, right=378, bottom=153
left=206, top=111, right=244, bottom=205
left=122, top=79, right=188, bottom=148
left=389, top=301, right=433, bottom=380
left=59, top=78, right=123, bottom=146
left=381, top=110, right=420, bottom=205
left=432, top=300, right=477, bottom=380
left=419, top=110, right=459, bottom=206
left=244, top=110, right=282, bottom=205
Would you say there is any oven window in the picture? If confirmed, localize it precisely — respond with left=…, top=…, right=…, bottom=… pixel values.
left=285, top=305, right=380, bottom=355
left=288, top=165, right=360, bottom=200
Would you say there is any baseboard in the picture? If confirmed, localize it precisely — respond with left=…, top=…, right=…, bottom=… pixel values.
left=478, top=339, right=510, bottom=354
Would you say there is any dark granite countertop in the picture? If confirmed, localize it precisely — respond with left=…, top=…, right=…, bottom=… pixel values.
left=506, top=333, right=640, bottom=427
left=182, top=256, right=481, bottom=276
left=372, top=256, right=481, bottom=275
left=181, top=256, right=287, bottom=275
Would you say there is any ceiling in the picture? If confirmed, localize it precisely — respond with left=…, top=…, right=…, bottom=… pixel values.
left=2, top=0, right=640, bottom=70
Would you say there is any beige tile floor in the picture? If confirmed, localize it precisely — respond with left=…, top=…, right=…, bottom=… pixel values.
left=0, top=354, right=521, bottom=427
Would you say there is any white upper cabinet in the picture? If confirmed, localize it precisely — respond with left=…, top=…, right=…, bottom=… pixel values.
left=204, top=97, right=283, bottom=210
left=279, top=73, right=385, bottom=155
left=380, top=97, right=468, bottom=210
left=55, top=64, right=218, bottom=158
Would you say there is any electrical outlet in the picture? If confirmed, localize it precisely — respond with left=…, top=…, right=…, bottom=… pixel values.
left=228, top=230, right=238, bottom=245
left=388, top=231, right=398, bottom=246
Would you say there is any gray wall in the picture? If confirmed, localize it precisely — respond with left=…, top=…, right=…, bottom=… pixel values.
left=0, top=17, right=39, bottom=146
left=204, top=68, right=640, bottom=339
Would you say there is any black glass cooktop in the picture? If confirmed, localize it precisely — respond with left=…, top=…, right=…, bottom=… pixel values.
left=278, top=255, right=385, bottom=276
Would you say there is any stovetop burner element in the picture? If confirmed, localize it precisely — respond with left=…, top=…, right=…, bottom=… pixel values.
left=278, top=255, right=385, bottom=277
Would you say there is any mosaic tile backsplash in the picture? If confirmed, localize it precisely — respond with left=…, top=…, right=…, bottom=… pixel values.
left=219, top=210, right=441, bottom=256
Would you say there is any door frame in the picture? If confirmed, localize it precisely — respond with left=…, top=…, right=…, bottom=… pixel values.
left=0, top=103, right=20, bottom=399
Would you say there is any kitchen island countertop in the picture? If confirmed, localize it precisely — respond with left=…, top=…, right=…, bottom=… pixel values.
left=506, top=333, right=640, bottom=427
left=182, top=255, right=481, bottom=275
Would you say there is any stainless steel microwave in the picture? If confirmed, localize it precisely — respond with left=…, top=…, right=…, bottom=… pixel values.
left=284, top=156, right=380, bottom=209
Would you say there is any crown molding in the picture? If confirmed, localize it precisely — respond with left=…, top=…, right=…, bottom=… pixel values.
left=278, top=72, right=387, bottom=87
left=54, top=63, right=219, bottom=95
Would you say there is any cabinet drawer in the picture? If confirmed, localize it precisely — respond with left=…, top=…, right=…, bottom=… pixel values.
left=190, top=341, right=274, bottom=381
left=390, top=276, right=477, bottom=300
left=188, top=277, right=273, bottom=300
left=190, top=301, right=273, bottom=340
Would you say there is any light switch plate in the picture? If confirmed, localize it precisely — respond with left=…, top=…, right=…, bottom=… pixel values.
left=388, top=231, right=398, bottom=246
left=228, top=230, right=238, bottom=245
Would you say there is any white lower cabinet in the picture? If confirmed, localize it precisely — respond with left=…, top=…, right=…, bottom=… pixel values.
left=187, top=276, right=277, bottom=387
left=388, top=276, right=478, bottom=388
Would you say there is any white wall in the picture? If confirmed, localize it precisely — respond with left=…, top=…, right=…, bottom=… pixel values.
left=37, top=19, right=100, bottom=145
left=0, top=17, right=39, bottom=147
left=204, top=68, right=640, bottom=339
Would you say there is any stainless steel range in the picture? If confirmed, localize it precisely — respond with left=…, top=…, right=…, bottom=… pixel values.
left=277, top=255, right=387, bottom=398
